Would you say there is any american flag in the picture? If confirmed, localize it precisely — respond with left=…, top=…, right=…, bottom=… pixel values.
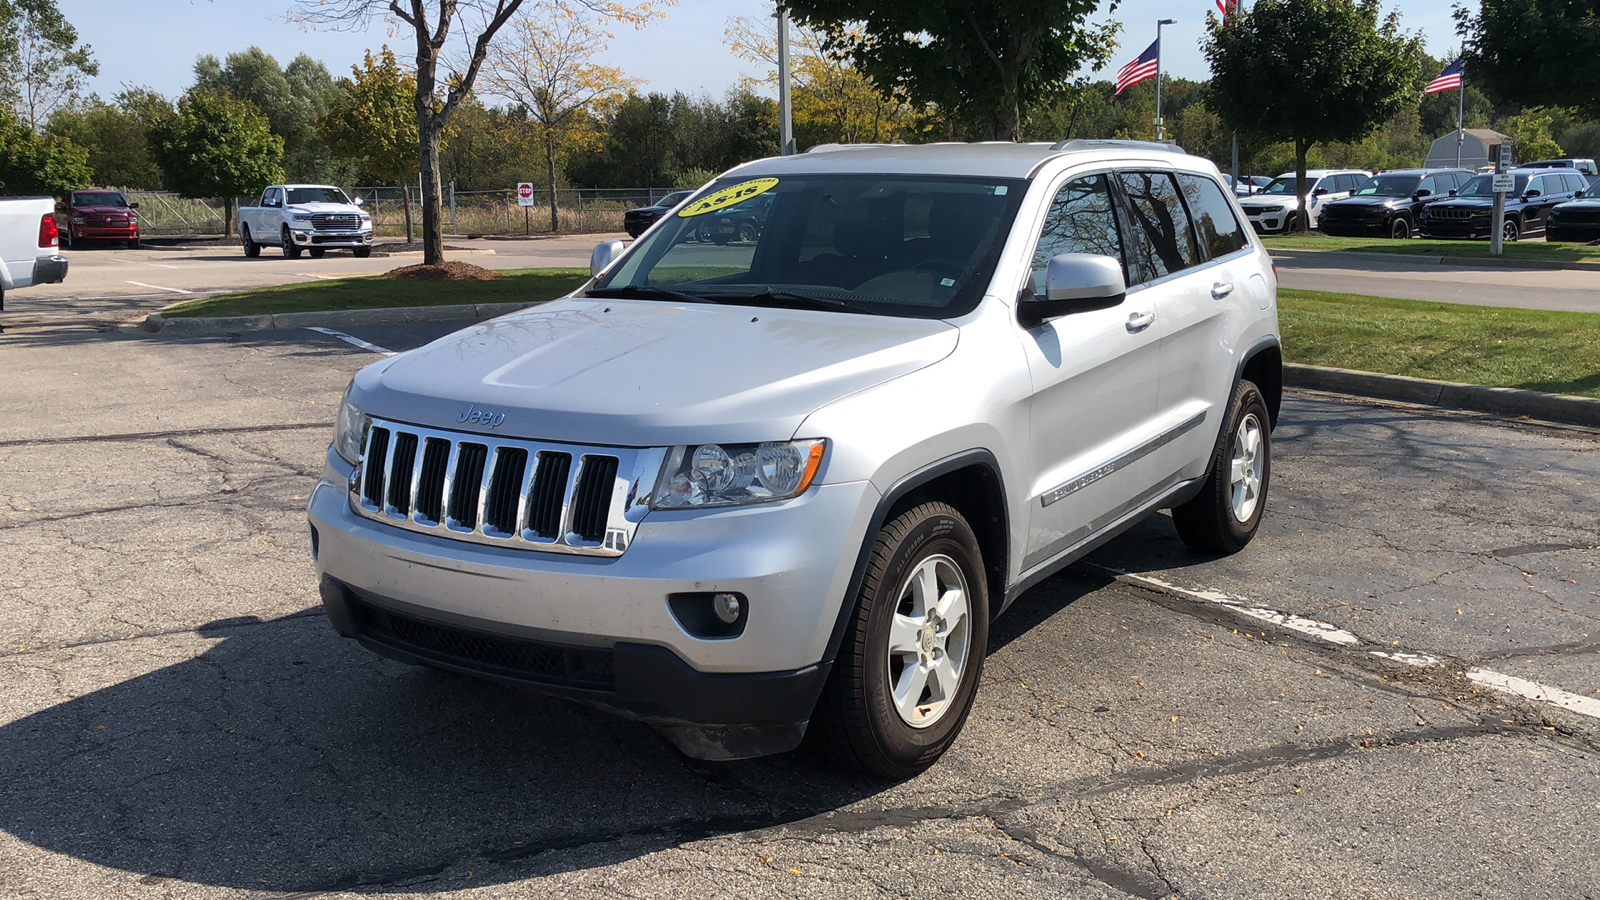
left=1216, top=0, right=1237, bottom=24
left=1115, top=40, right=1160, bottom=97
left=1424, top=59, right=1463, bottom=94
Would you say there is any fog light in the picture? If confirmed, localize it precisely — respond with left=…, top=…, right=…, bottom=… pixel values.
left=712, top=592, right=741, bottom=624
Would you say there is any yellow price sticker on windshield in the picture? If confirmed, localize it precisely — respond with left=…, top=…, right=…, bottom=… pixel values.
left=678, top=178, right=779, bottom=217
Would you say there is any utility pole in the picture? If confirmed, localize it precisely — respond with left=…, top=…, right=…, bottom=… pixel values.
left=1154, top=19, right=1175, bottom=141
left=777, top=4, right=795, bottom=155
left=1455, top=62, right=1466, bottom=169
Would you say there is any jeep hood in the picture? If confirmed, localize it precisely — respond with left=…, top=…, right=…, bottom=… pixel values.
left=354, top=297, right=959, bottom=446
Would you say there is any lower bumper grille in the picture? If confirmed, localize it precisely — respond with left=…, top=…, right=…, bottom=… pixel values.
left=350, top=596, right=615, bottom=689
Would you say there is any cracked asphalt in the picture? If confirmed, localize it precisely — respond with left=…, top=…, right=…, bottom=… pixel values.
left=2, top=290, right=1599, bottom=899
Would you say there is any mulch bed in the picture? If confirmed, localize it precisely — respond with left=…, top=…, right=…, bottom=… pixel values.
left=380, top=261, right=504, bottom=281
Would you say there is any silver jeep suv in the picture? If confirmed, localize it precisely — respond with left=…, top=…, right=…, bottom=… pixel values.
left=309, top=140, right=1282, bottom=777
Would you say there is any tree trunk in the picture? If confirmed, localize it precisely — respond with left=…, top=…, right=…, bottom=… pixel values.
left=402, top=188, right=413, bottom=242
left=1293, top=137, right=1310, bottom=233
left=987, top=99, right=1021, bottom=141
left=420, top=122, right=445, bottom=265
left=223, top=197, right=234, bottom=239
left=546, top=134, right=558, bottom=234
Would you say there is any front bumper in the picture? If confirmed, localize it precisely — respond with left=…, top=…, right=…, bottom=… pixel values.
left=291, top=230, right=375, bottom=247
left=308, top=451, right=880, bottom=757
left=1546, top=223, right=1600, bottom=243
left=1419, top=220, right=1488, bottom=239
left=72, top=225, right=138, bottom=240
left=1244, top=209, right=1294, bottom=233
left=1319, top=218, right=1387, bottom=236
left=31, top=255, right=68, bottom=285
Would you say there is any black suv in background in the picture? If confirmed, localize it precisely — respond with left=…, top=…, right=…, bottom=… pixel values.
left=1418, top=169, right=1588, bottom=241
left=623, top=190, right=693, bottom=238
left=1317, top=169, right=1473, bottom=239
left=1546, top=174, right=1600, bottom=243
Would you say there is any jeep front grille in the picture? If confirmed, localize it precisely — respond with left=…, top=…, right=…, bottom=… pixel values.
left=1430, top=207, right=1482, bottom=221
left=349, top=417, right=664, bottom=557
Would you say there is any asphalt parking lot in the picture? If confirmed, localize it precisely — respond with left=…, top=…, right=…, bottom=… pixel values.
left=2, top=269, right=1599, bottom=898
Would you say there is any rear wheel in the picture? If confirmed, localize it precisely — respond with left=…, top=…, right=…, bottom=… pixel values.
left=281, top=226, right=301, bottom=259
left=242, top=225, right=260, bottom=258
left=1389, top=217, right=1411, bottom=240
left=308, top=247, right=325, bottom=259
left=812, top=501, right=989, bottom=778
left=1502, top=218, right=1520, bottom=243
left=737, top=222, right=758, bottom=243
left=1172, top=380, right=1272, bottom=554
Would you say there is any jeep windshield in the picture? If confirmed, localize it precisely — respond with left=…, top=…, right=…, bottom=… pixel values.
left=592, top=174, right=1027, bottom=318
left=286, top=187, right=351, bottom=205
left=1258, top=178, right=1301, bottom=196
left=1352, top=175, right=1420, bottom=197
left=1456, top=174, right=1528, bottom=198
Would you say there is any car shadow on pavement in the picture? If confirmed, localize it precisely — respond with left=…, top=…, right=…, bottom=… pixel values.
left=0, top=610, right=892, bottom=893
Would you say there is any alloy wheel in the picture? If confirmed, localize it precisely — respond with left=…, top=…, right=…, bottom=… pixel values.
left=885, top=554, right=972, bottom=729
left=1230, top=413, right=1265, bottom=522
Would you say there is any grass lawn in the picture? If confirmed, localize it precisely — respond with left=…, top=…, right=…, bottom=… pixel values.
left=162, top=267, right=591, bottom=318
left=1263, top=233, right=1600, bottom=263
left=1280, top=288, right=1600, bottom=398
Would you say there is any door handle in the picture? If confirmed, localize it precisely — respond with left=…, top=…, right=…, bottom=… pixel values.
left=1125, top=311, right=1155, bottom=333
left=1211, top=281, right=1235, bottom=300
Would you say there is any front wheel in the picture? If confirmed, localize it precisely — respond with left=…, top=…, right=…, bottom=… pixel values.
left=281, top=227, right=301, bottom=259
left=128, top=238, right=141, bottom=250
left=1171, top=380, right=1271, bottom=554
left=308, top=248, right=325, bottom=259
left=1502, top=218, right=1520, bottom=243
left=1390, top=218, right=1411, bottom=240
left=353, top=247, right=372, bottom=258
left=812, top=501, right=989, bottom=779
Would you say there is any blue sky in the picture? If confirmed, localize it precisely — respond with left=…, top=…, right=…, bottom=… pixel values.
left=70, top=1, right=1464, bottom=102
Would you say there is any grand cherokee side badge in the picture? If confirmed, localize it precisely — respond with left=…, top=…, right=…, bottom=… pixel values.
left=457, top=405, right=507, bottom=429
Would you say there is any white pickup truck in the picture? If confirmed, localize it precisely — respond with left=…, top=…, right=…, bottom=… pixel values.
left=237, top=184, right=374, bottom=259
left=0, top=196, right=69, bottom=318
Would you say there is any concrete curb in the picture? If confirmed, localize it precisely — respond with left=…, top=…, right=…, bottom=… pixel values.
left=134, top=301, right=543, bottom=334
left=1268, top=247, right=1600, bottom=272
left=1285, top=363, right=1600, bottom=428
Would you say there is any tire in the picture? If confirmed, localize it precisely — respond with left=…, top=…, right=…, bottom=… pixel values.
left=308, top=248, right=325, bottom=259
left=1389, top=218, right=1411, bottom=240
left=1502, top=218, right=1520, bottom=243
left=738, top=222, right=758, bottom=243
left=812, top=501, right=989, bottom=779
left=1171, top=380, right=1272, bottom=555
left=281, top=226, right=301, bottom=259
left=242, top=225, right=260, bottom=258
left=128, top=238, right=141, bottom=250
left=353, top=247, right=372, bottom=258
left=60, top=229, right=72, bottom=250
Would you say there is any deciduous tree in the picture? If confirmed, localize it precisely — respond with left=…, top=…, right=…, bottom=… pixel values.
left=0, top=0, right=98, bottom=129
left=781, top=0, right=1121, bottom=141
left=193, top=48, right=350, bottom=183
left=321, top=47, right=421, bottom=236
left=152, top=90, right=284, bottom=236
left=1456, top=0, right=1600, bottom=119
left=46, top=87, right=172, bottom=189
left=0, top=106, right=91, bottom=196
left=481, top=0, right=644, bottom=231
left=1205, top=0, right=1422, bottom=230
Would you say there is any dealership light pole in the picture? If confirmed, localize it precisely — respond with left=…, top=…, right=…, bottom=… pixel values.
left=1154, top=18, right=1175, bottom=141
left=777, top=4, right=795, bottom=155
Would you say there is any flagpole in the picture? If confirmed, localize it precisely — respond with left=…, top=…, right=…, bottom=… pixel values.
left=1228, top=1, right=1240, bottom=194
left=1456, top=60, right=1465, bottom=169
left=1155, top=18, right=1175, bottom=141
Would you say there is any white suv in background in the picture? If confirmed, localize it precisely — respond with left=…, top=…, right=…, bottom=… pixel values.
left=309, top=140, right=1282, bottom=777
left=1240, top=169, right=1371, bottom=233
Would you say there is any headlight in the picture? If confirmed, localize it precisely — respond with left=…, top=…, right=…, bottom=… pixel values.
left=652, top=439, right=826, bottom=509
left=71, top=216, right=84, bottom=224
left=292, top=213, right=312, bottom=221
left=333, top=386, right=368, bottom=464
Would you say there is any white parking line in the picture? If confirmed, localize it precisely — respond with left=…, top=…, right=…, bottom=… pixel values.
left=1092, top=564, right=1600, bottom=722
left=125, top=281, right=193, bottom=295
left=305, top=326, right=395, bottom=356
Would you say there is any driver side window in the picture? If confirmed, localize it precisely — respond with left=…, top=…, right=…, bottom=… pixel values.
left=1029, top=174, right=1126, bottom=298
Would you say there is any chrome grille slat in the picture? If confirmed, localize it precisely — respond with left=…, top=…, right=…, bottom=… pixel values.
left=348, top=417, right=663, bottom=558
left=311, top=213, right=362, bottom=231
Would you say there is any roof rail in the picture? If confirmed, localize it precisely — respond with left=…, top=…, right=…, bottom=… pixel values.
left=804, top=141, right=906, bottom=154
left=1050, top=138, right=1186, bottom=154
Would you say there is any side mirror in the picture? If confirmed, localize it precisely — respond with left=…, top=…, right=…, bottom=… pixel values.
left=590, top=239, right=625, bottom=276
left=1448, top=189, right=1458, bottom=197
left=1018, top=253, right=1126, bottom=328
left=353, top=196, right=364, bottom=206
left=130, top=201, right=140, bottom=209
left=55, top=202, right=67, bottom=213
left=1524, top=190, right=1541, bottom=199
left=1578, top=190, right=1587, bottom=199
left=1312, top=187, right=1329, bottom=196
left=1413, top=189, right=1430, bottom=198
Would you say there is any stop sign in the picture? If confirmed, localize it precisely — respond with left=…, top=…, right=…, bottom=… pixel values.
left=517, top=183, right=535, bottom=206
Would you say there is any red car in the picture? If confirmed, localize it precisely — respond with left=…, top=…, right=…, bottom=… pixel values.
left=57, top=190, right=141, bottom=249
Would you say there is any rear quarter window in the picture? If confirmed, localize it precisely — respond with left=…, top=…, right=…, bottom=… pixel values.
left=1175, top=173, right=1249, bottom=260
left=1117, top=171, right=1200, bottom=281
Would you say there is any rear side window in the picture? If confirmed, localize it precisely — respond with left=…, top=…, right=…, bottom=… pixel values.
left=1118, top=171, right=1199, bottom=281
left=1563, top=173, right=1587, bottom=193
left=1176, top=174, right=1248, bottom=260
left=1029, top=174, right=1127, bottom=296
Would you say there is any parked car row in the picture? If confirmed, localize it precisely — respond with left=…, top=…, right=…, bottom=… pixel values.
left=1317, top=168, right=1474, bottom=239
left=1239, top=170, right=1371, bottom=233
left=1418, top=168, right=1590, bottom=242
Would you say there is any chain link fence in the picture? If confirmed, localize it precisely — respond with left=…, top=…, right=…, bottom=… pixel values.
left=116, top=187, right=686, bottom=239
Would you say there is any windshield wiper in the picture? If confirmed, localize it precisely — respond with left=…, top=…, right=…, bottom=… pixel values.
left=585, top=285, right=725, bottom=304
left=711, top=289, right=877, bottom=315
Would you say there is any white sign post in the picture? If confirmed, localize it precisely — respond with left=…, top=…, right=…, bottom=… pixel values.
left=517, top=183, right=535, bottom=235
left=1489, top=144, right=1510, bottom=256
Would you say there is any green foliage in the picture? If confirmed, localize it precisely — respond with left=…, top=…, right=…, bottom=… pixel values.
left=45, top=87, right=171, bottom=189
left=0, top=105, right=92, bottom=195
left=1503, top=109, right=1564, bottom=161
left=152, top=90, right=283, bottom=231
left=194, top=47, right=350, bottom=183
left=0, top=0, right=99, bottom=129
left=1458, top=0, right=1600, bottom=119
left=568, top=88, right=778, bottom=189
left=785, top=0, right=1120, bottom=140
left=322, top=47, right=418, bottom=186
